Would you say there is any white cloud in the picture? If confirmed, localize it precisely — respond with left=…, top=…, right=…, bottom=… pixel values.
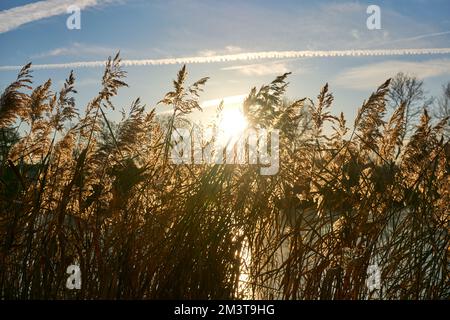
left=335, top=59, right=450, bottom=90
left=326, top=2, right=364, bottom=14
left=0, top=0, right=118, bottom=34
left=222, top=62, right=289, bottom=76
left=351, top=29, right=361, bottom=40
left=224, top=46, right=242, bottom=54
left=198, top=50, right=217, bottom=57
left=33, top=42, right=123, bottom=58
left=1, top=48, right=450, bottom=71
left=201, top=94, right=247, bottom=109
left=198, top=46, right=243, bottom=57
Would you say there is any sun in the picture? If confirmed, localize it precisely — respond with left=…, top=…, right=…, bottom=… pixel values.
left=217, top=108, right=248, bottom=145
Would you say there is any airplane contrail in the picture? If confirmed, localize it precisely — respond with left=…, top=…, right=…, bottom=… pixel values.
left=380, top=31, right=450, bottom=46
left=1, top=47, right=450, bottom=71
left=0, top=0, right=116, bottom=34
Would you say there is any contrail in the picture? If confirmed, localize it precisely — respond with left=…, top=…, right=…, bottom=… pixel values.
left=382, top=31, right=450, bottom=45
left=0, top=0, right=116, bottom=34
left=1, top=48, right=450, bottom=71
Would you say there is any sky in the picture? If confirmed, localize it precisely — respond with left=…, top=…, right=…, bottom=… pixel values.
left=0, top=0, right=450, bottom=125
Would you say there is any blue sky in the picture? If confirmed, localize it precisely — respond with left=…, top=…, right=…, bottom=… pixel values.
left=1, top=0, right=450, bottom=124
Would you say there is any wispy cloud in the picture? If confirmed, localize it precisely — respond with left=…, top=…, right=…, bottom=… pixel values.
left=326, top=2, right=362, bottom=13
left=335, top=59, right=450, bottom=90
left=198, top=46, right=243, bottom=57
left=222, top=62, right=289, bottom=76
left=201, top=94, right=247, bottom=109
left=33, top=42, right=126, bottom=59
left=1, top=48, right=450, bottom=71
left=367, top=30, right=450, bottom=48
left=0, top=0, right=118, bottom=34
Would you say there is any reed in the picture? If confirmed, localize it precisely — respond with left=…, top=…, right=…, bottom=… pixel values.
left=0, top=54, right=448, bottom=299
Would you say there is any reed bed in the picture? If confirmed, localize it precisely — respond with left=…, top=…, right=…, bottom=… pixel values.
left=0, top=54, right=448, bottom=299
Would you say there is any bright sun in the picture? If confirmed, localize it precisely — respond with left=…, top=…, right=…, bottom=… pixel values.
left=217, top=108, right=248, bottom=145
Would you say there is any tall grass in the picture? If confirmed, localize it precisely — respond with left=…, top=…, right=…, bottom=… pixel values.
left=0, top=54, right=448, bottom=299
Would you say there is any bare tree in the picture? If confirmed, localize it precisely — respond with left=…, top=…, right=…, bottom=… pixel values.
left=434, top=82, right=450, bottom=137
left=388, top=72, right=433, bottom=139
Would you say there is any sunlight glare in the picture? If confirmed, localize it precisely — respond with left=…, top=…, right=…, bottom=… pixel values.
left=217, top=108, right=248, bottom=145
